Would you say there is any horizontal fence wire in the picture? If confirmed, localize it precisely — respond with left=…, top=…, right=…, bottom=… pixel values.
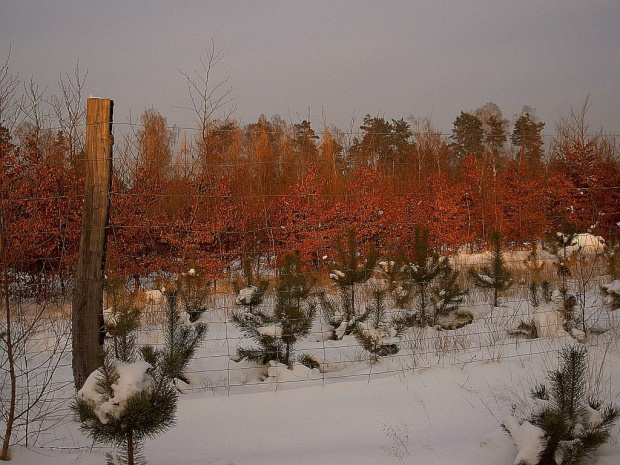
left=3, top=254, right=618, bottom=438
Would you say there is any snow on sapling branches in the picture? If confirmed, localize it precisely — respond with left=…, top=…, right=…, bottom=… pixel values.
left=177, top=267, right=212, bottom=323
left=231, top=252, right=316, bottom=366
left=469, top=230, right=512, bottom=308
left=403, top=227, right=445, bottom=327
left=353, top=285, right=399, bottom=361
left=430, top=260, right=468, bottom=327
left=103, top=287, right=142, bottom=363
left=545, top=215, right=578, bottom=318
left=503, top=345, right=620, bottom=465
left=377, top=248, right=410, bottom=308
left=72, top=351, right=177, bottom=465
left=232, top=255, right=269, bottom=313
left=322, top=229, right=376, bottom=339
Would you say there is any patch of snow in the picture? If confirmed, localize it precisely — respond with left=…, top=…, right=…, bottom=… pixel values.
left=532, top=304, right=568, bottom=338
left=265, top=361, right=321, bottom=383
left=257, top=325, right=282, bottom=338
left=334, top=321, right=348, bottom=340
left=584, top=405, right=604, bottom=428
left=236, top=286, right=258, bottom=305
left=144, top=289, right=165, bottom=305
left=77, top=360, right=154, bottom=424
left=502, top=415, right=547, bottom=465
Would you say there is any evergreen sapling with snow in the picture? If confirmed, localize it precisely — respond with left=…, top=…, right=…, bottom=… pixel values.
left=469, top=230, right=512, bottom=308
left=503, top=345, right=619, bottom=465
left=177, top=267, right=211, bottom=323
left=353, top=285, right=399, bottom=360
left=232, top=255, right=269, bottom=313
left=72, top=299, right=178, bottom=465
left=153, top=289, right=208, bottom=386
left=321, top=229, right=376, bottom=339
left=231, top=252, right=316, bottom=366
left=430, top=260, right=468, bottom=327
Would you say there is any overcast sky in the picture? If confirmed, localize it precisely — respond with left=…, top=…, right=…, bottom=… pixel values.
left=1, top=0, right=619, bottom=136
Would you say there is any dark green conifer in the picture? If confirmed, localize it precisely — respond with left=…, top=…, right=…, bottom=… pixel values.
left=231, top=252, right=315, bottom=366
left=322, top=229, right=376, bottom=338
left=469, top=230, right=512, bottom=307
left=528, top=346, right=620, bottom=465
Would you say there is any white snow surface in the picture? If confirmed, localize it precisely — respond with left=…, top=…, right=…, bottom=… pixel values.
left=531, top=304, right=569, bottom=338
left=8, top=279, right=620, bottom=465
left=502, top=416, right=547, bottom=465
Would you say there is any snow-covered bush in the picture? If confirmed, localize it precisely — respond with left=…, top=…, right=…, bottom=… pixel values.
left=72, top=354, right=177, bottom=465
left=503, top=345, right=620, bottom=465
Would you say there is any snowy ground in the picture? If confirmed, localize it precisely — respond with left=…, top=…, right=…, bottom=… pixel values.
left=4, top=250, right=620, bottom=464
left=8, top=348, right=620, bottom=465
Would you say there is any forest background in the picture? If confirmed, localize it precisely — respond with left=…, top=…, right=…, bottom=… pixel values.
left=1, top=55, right=619, bottom=294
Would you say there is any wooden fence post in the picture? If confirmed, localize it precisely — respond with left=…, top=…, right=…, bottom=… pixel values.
left=72, top=97, right=113, bottom=390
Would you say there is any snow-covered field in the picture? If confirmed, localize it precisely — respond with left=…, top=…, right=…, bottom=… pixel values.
left=4, top=247, right=620, bottom=465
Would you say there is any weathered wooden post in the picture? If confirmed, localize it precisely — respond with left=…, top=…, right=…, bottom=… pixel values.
left=72, top=97, right=113, bottom=390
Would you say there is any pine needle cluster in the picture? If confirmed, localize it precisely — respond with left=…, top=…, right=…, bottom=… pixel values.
left=469, top=230, right=512, bottom=307
left=528, top=346, right=620, bottom=465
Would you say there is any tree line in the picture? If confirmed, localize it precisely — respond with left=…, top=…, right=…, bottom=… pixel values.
left=0, top=63, right=618, bottom=294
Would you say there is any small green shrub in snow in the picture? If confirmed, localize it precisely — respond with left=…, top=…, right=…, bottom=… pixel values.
left=503, top=345, right=619, bottom=465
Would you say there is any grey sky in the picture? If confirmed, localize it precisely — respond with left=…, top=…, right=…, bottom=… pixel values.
left=1, top=0, right=619, bottom=136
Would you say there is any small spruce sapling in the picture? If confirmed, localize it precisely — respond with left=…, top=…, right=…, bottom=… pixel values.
left=103, top=290, right=141, bottom=362
left=469, top=230, right=512, bottom=308
left=322, top=229, right=376, bottom=338
left=155, top=290, right=208, bottom=385
left=72, top=351, right=177, bottom=465
left=377, top=247, right=410, bottom=308
left=546, top=214, right=578, bottom=319
left=72, top=298, right=178, bottom=465
left=353, top=286, right=399, bottom=361
left=405, top=227, right=444, bottom=327
left=274, top=252, right=316, bottom=366
left=177, top=267, right=212, bottom=323
left=232, top=255, right=269, bottom=313
left=430, top=260, right=468, bottom=326
left=231, top=252, right=316, bottom=366
left=521, top=346, right=619, bottom=465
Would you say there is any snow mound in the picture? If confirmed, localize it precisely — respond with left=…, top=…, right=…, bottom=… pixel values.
left=257, top=325, right=282, bottom=338
left=236, top=286, right=258, bottom=305
left=78, top=360, right=154, bottom=424
left=265, top=361, right=321, bottom=384
left=531, top=304, right=568, bottom=338
left=559, top=233, right=605, bottom=256
left=144, top=289, right=165, bottom=305
left=601, top=280, right=620, bottom=307
left=503, top=415, right=547, bottom=465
